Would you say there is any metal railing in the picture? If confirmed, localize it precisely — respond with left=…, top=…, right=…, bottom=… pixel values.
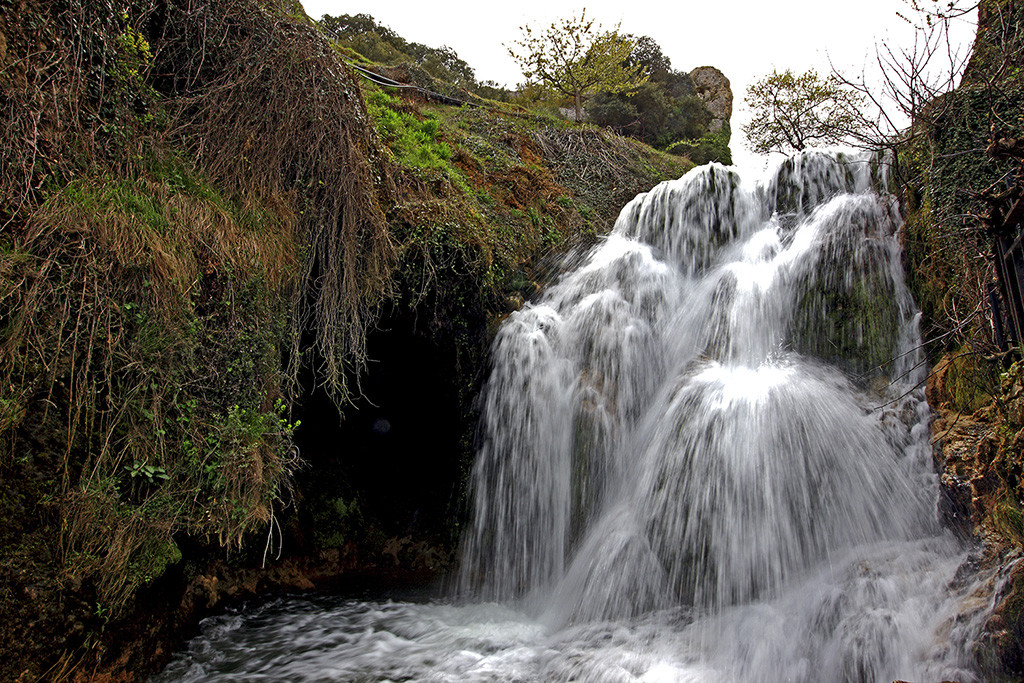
left=991, top=194, right=1024, bottom=351
left=345, top=61, right=479, bottom=108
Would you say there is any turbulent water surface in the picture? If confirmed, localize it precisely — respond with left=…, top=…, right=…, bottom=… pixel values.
left=156, top=153, right=1000, bottom=682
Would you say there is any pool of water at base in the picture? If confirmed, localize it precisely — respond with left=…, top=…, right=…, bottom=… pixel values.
left=152, top=535, right=987, bottom=683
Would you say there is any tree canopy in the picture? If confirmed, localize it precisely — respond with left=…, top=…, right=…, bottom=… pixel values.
left=507, top=10, right=648, bottom=121
left=586, top=35, right=730, bottom=164
left=742, top=69, right=865, bottom=155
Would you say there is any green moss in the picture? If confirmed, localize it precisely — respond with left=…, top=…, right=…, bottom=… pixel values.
left=899, top=72, right=1024, bottom=351
left=127, top=533, right=181, bottom=587
left=976, top=561, right=1024, bottom=679
left=0, top=396, right=27, bottom=433
left=2, top=154, right=301, bottom=613
left=61, top=177, right=171, bottom=234
left=312, top=495, right=364, bottom=550
left=947, top=349, right=1000, bottom=413
left=994, top=498, right=1024, bottom=545
left=790, top=244, right=901, bottom=378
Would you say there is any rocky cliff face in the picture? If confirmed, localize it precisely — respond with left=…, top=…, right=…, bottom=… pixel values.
left=905, top=0, right=1024, bottom=678
left=689, top=66, right=732, bottom=133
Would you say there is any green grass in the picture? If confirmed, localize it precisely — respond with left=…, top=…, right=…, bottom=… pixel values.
left=366, top=89, right=454, bottom=171
left=61, top=177, right=171, bottom=234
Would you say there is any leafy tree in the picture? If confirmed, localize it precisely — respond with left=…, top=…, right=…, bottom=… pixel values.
left=319, top=13, right=400, bottom=43
left=587, top=34, right=715, bottom=154
left=407, top=43, right=476, bottom=88
left=623, top=34, right=673, bottom=82
left=742, top=69, right=865, bottom=154
left=320, top=14, right=411, bottom=64
left=507, top=10, right=648, bottom=121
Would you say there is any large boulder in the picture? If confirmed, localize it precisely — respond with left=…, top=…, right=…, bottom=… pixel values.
left=689, top=66, right=732, bottom=133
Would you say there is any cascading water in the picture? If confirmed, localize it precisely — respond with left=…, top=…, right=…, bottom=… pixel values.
left=458, top=151, right=938, bottom=622
left=155, top=153, right=1001, bottom=683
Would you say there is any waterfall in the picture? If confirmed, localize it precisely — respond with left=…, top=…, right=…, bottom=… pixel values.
left=456, top=151, right=977, bottom=677
left=156, top=152, right=997, bottom=683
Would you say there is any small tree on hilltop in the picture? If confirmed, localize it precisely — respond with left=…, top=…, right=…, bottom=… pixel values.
left=507, top=10, right=648, bottom=121
left=743, top=69, right=866, bottom=155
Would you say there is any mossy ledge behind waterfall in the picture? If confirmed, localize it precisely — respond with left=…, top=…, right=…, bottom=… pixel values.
left=0, top=0, right=697, bottom=678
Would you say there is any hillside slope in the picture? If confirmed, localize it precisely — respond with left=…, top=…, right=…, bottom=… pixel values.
left=0, top=0, right=698, bottom=678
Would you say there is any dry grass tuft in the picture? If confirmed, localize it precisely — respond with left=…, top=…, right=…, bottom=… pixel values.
left=28, top=176, right=298, bottom=303
left=158, top=0, right=398, bottom=403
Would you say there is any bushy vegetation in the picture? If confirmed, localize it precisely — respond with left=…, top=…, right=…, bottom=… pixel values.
left=587, top=38, right=731, bottom=163
left=665, top=125, right=734, bottom=166
left=590, top=82, right=707, bottom=148
left=366, top=89, right=454, bottom=171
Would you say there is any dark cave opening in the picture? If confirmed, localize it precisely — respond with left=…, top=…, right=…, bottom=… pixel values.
left=291, top=307, right=475, bottom=550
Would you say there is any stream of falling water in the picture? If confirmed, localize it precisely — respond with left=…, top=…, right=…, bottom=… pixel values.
left=155, top=153, right=1002, bottom=682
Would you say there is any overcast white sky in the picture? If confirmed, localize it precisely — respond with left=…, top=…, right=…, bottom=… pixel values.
left=301, top=0, right=978, bottom=173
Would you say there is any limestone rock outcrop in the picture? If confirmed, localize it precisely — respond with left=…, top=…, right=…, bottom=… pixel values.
left=689, top=66, right=732, bottom=133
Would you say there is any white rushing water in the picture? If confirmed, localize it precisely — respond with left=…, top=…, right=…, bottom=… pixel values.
left=156, top=152, right=999, bottom=682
